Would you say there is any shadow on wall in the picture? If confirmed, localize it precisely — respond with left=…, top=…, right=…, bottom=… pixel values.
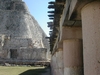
left=19, top=68, right=47, bottom=75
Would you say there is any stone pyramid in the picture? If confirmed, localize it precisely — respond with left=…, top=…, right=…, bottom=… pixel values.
left=0, top=0, right=50, bottom=63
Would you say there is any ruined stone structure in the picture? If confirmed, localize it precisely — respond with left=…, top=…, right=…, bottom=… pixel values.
left=0, top=0, right=50, bottom=64
left=48, top=0, right=100, bottom=75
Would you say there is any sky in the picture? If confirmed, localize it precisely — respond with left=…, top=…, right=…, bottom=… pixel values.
left=23, top=0, right=54, bottom=36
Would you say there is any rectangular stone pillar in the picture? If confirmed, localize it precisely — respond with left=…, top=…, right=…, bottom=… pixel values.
left=63, top=39, right=83, bottom=75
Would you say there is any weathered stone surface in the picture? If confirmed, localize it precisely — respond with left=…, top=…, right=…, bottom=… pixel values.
left=0, top=0, right=50, bottom=62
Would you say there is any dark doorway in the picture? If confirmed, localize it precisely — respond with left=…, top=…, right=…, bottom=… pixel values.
left=10, top=49, right=18, bottom=59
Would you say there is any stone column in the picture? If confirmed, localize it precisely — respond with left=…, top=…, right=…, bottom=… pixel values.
left=57, top=49, right=64, bottom=75
left=51, top=48, right=64, bottom=75
left=63, top=39, right=83, bottom=75
left=51, top=55, right=55, bottom=75
left=81, top=1, right=100, bottom=75
left=54, top=52, right=58, bottom=75
left=51, top=53, right=57, bottom=75
left=55, top=41, right=64, bottom=75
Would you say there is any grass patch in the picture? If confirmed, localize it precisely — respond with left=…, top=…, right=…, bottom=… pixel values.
left=0, top=66, right=47, bottom=75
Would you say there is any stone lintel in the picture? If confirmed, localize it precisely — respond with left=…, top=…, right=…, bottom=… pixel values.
left=59, top=0, right=70, bottom=27
left=68, top=0, right=95, bottom=20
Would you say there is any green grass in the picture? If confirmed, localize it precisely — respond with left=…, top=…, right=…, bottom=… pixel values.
left=0, top=66, right=47, bottom=75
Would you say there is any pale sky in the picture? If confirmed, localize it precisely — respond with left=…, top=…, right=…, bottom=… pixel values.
left=23, top=0, right=54, bottom=36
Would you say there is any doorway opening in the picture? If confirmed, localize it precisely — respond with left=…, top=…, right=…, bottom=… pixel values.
left=10, top=49, right=18, bottom=59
